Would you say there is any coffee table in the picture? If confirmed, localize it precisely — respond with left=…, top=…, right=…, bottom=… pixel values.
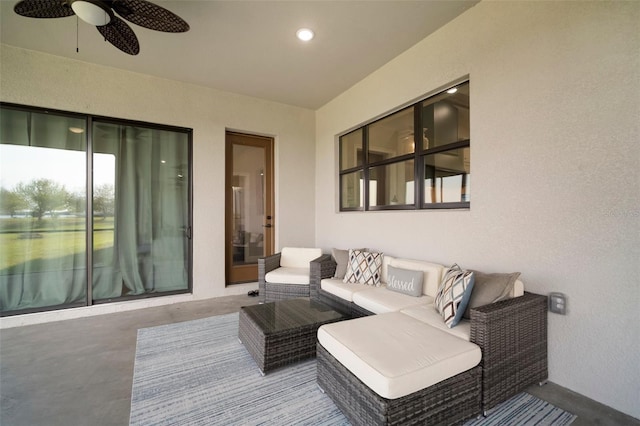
left=238, top=298, right=348, bottom=374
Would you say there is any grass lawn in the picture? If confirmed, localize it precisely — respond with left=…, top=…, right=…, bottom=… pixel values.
left=0, top=217, right=114, bottom=271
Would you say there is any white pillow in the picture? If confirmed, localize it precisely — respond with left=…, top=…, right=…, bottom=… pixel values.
left=343, top=249, right=383, bottom=286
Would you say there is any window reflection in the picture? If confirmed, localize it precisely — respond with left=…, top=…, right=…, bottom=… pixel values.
left=0, top=110, right=87, bottom=313
left=368, top=160, right=414, bottom=207
left=340, top=129, right=363, bottom=171
left=424, top=148, right=470, bottom=204
left=341, top=171, right=363, bottom=209
left=422, top=82, right=470, bottom=149
left=368, top=107, right=414, bottom=161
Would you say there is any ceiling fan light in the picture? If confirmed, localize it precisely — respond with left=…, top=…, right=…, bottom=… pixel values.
left=71, top=0, right=111, bottom=26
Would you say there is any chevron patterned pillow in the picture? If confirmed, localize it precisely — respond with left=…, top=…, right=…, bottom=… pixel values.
left=343, top=249, right=384, bottom=286
left=435, top=264, right=475, bottom=328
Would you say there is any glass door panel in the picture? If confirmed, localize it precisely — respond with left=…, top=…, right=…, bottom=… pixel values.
left=226, top=132, right=274, bottom=284
left=91, top=122, right=190, bottom=300
left=0, top=108, right=87, bottom=313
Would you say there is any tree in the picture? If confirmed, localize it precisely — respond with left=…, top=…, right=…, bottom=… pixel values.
left=0, top=187, right=27, bottom=217
left=93, top=183, right=115, bottom=218
left=66, top=191, right=86, bottom=215
left=15, top=179, right=68, bottom=220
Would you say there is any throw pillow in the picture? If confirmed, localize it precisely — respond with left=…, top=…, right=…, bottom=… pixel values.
left=434, top=264, right=475, bottom=328
left=386, top=265, right=423, bottom=297
left=343, top=249, right=383, bottom=286
left=332, top=248, right=364, bottom=279
left=332, top=248, right=350, bottom=279
left=463, top=271, right=521, bottom=319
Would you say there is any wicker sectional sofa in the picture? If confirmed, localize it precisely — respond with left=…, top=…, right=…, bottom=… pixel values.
left=310, top=253, right=548, bottom=425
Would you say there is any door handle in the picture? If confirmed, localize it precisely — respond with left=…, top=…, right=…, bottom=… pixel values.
left=263, top=224, right=272, bottom=228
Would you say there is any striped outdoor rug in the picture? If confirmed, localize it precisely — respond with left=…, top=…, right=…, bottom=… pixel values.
left=130, top=313, right=576, bottom=426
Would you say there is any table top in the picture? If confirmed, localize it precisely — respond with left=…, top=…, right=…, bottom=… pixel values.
left=240, top=298, right=348, bottom=335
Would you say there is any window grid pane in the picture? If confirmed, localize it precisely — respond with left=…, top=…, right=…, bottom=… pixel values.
left=340, top=171, right=363, bottom=210
left=368, top=160, right=415, bottom=207
left=423, top=147, right=470, bottom=204
left=368, top=107, right=414, bottom=162
left=422, top=81, right=470, bottom=151
left=339, top=129, right=363, bottom=171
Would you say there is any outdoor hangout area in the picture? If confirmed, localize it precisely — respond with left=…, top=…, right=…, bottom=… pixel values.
left=247, top=247, right=550, bottom=424
left=1, top=1, right=637, bottom=425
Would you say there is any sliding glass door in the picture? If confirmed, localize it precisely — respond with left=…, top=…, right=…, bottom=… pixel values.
left=92, top=121, right=190, bottom=300
left=0, top=104, right=192, bottom=316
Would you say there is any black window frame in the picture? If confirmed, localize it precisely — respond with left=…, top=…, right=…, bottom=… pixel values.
left=339, top=79, right=470, bottom=212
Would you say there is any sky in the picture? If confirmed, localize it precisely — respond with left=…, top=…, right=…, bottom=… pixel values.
left=0, top=145, right=115, bottom=193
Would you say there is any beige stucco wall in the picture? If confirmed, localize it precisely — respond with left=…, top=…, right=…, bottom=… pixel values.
left=0, top=43, right=316, bottom=323
left=315, top=1, right=639, bottom=419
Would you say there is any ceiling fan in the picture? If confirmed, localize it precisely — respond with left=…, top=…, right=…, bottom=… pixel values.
left=13, top=0, right=190, bottom=55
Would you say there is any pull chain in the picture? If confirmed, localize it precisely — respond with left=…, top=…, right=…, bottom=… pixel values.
left=76, top=15, right=79, bottom=53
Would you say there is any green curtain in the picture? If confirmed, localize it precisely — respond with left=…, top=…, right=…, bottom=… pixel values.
left=95, top=124, right=188, bottom=298
left=0, top=110, right=87, bottom=311
left=1, top=108, right=189, bottom=313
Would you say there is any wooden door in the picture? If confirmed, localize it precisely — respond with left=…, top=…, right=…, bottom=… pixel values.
left=225, top=132, right=274, bottom=284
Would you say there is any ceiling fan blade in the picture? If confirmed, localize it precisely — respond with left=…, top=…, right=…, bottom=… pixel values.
left=96, top=16, right=140, bottom=55
left=14, top=0, right=75, bottom=19
left=112, top=0, right=189, bottom=33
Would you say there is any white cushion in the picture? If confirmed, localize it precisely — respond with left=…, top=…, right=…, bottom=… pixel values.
left=321, top=278, right=370, bottom=301
left=380, top=255, right=394, bottom=285
left=265, top=267, right=310, bottom=285
left=388, top=258, right=445, bottom=297
left=352, top=287, right=434, bottom=314
left=513, top=279, right=524, bottom=297
left=279, top=247, right=322, bottom=268
left=318, top=312, right=481, bottom=399
left=400, top=304, right=471, bottom=341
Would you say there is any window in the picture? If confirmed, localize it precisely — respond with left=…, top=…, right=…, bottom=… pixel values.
left=0, top=104, right=192, bottom=316
left=339, top=80, right=470, bottom=211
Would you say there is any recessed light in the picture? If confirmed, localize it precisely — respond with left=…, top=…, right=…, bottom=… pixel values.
left=447, top=87, right=458, bottom=94
left=296, top=28, right=314, bottom=42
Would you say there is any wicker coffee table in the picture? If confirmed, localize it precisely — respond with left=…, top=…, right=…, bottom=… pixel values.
left=239, top=298, right=348, bottom=374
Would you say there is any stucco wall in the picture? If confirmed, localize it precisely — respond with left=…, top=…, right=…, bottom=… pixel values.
left=0, top=44, right=316, bottom=323
left=315, top=1, right=639, bottom=419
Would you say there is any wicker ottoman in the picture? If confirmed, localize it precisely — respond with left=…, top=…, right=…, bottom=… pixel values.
left=317, top=344, right=481, bottom=426
left=316, top=312, right=482, bottom=425
left=238, top=298, right=348, bottom=374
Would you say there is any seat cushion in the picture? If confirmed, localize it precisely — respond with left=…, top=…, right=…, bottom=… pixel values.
left=352, top=287, right=434, bottom=314
left=400, top=304, right=471, bottom=341
left=317, top=312, right=481, bottom=399
left=321, top=278, right=370, bottom=301
left=265, top=267, right=310, bottom=285
left=280, top=247, right=322, bottom=268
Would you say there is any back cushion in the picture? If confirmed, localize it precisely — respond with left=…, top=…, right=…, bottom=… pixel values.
left=388, top=258, right=445, bottom=297
left=381, top=255, right=394, bottom=284
left=280, top=247, right=323, bottom=268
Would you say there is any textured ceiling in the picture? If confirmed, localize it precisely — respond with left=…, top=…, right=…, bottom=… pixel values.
left=0, top=0, right=478, bottom=109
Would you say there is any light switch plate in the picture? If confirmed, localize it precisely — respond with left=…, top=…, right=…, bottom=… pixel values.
left=549, top=292, right=567, bottom=315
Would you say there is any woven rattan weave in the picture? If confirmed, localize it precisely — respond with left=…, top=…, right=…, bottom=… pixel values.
left=317, top=344, right=482, bottom=425
left=238, top=298, right=348, bottom=374
left=310, top=255, right=548, bottom=414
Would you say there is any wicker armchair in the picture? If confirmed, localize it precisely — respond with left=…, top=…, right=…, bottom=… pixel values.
left=258, top=247, right=322, bottom=303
